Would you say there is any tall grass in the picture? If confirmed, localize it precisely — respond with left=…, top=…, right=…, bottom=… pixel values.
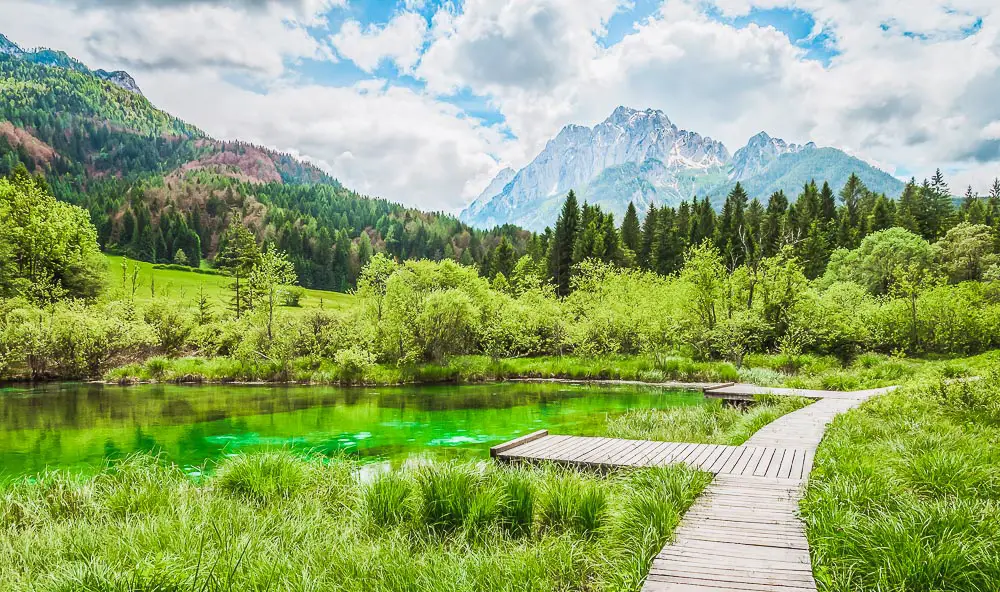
left=801, top=373, right=1000, bottom=591
left=0, top=452, right=710, bottom=592
left=605, top=395, right=812, bottom=445
left=104, top=353, right=742, bottom=386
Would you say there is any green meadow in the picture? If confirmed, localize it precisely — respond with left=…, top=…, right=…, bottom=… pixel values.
left=103, top=255, right=355, bottom=313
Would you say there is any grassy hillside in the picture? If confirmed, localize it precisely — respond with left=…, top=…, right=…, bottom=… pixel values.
left=105, top=255, right=354, bottom=313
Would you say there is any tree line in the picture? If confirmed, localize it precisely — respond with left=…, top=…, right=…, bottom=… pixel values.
left=540, top=170, right=1000, bottom=294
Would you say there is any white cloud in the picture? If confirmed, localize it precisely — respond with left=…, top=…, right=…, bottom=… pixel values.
left=4, top=0, right=335, bottom=77
left=331, top=11, right=429, bottom=73
left=124, top=67, right=515, bottom=210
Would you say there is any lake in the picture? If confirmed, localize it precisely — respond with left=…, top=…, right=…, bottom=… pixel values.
left=0, top=381, right=703, bottom=477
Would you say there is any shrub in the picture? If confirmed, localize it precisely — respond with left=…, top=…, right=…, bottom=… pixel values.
left=416, top=463, right=478, bottom=532
left=364, top=472, right=413, bottom=527
left=213, top=452, right=307, bottom=504
left=538, top=470, right=607, bottom=538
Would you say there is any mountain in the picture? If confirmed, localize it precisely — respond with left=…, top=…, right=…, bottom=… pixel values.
left=461, top=107, right=905, bottom=231
left=0, top=33, right=22, bottom=56
left=0, top=32, right=530, bottom=291
left=729, top=132, right=815, bottom=181
left=0, top=34, right=143, bottom=95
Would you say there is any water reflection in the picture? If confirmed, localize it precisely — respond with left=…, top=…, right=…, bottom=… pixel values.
left=0, top=381, right=703, bottom=477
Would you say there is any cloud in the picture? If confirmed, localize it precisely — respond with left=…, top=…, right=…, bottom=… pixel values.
left=8, top=0, right=336, bottom=77
left=332, top=11, right=428, bottom=73
left=418, top=0, right=624, bottom=95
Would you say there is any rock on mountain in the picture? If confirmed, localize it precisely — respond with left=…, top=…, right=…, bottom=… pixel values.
left=461, top=107, right=905, bottom=231
left=460, top=107, right=730, bottom=230
left=730, top=132, right=815, bottom=181
left=0, top=33, right=22, bottom=56
left=94, top=69, right=143, bottom=95
left=462, top=167, right=516, bottom=227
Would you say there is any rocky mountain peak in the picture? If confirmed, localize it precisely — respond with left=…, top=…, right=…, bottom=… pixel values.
left=95, top=69, right=143, bottom=95
left=730, top=131, right=814, bottom=181
left=0, top=33, right=23, bottom=56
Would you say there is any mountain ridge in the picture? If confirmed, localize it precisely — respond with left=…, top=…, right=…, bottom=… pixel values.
left=0, top=31, right=531, bottom=292
left=462, top=107, right=905, bottom=231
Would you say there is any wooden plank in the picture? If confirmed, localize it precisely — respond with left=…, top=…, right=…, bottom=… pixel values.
left=735, top=447, right=764, bottom=476
left=501, top=434, right=564, bottom=458
left=490, top=430, right=548, bottom=457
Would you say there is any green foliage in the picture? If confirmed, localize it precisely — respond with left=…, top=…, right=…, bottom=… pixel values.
left=0, top=172, right=106, bottom=301
left=801, top=372, right=1000, bottom=591
left=821, top=228, right=936, bottom=294
left=935, top=222, right=998, bottom=283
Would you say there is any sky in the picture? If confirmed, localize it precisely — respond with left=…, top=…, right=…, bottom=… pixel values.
left=5, top=0, right=1000, bottom=212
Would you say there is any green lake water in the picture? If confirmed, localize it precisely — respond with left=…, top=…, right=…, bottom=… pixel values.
left=0, top=382, right=703, bottom=477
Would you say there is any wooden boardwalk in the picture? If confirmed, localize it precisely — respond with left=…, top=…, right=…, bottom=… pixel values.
left=491, top=385, right=896, bottom=592
left=704, top=383, right=895, bottom=402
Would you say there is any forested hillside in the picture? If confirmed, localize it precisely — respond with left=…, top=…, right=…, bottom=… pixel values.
left=0, top=40, right=531, bottom=292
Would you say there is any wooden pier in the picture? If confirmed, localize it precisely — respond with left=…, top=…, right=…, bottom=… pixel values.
left=490, top=384, right=896, bottom=592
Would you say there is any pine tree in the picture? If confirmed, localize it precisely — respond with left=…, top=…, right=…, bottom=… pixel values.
left=923, top=170, right=955, bottom=240
left=987, top=179, right=1000, bottom=227
left=868, top=195, right=894, bottom=232
left=895, top=179, right=922, bottom=235
left=215, top=214, right=261, bottom=318
left=654, top=207, right=682, bottom=274
left=490, top=236, right=517, bottom=279
left=796, top=182, right=821, bottom=236
left=799, top=221, right=829, bottom=279
left=694, top=196, right=716, bottom=246
left=716, top=183, right=749, bottom=267
left=838, top=174, right=866, bottom=248
left=621, top=202, right=641, bottom=255
left=818, top=181, right=837, bottom=225
left=639, top=203, right=659, bottom=270
left=761, top=191, right=788, bottom=257
left=548, top=191, right=580, bottom=296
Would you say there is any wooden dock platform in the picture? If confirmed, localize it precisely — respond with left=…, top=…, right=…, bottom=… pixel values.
left=490, top=384, right=895, bottom=592
left=493, top=432, right=815, bottom=480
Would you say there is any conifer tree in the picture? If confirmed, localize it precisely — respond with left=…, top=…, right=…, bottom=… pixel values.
left=799, top=221, right=829, bottom=279
left=869, top=195, right=894, bottom=233
left=761, top=191, right=788, bottom=257
left=796, top=182, right=821, bottom=235
left=838, top=174, right=866, bottom=248
left=489, top=236, right=517, bottom=279
left=654, top=207, right=682, bottom=274
left=215, top=214, right=261, bottom=318
left=891, top=180, right=919, bottom=234
left=716, top=183, right=749, bottom=268
left=621, top=202, right=641, bottom=255
left=694, top=196, right=716, bottom=246
left=639, top=203, right=659, bottom=270
left=818, top=181, right=837, bottom=225
left=548, top=190, right=580, bottom=296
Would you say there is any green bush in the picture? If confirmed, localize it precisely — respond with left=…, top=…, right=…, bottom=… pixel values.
left=364, top=472, right=413, bottom=527
left=213, top=452, right=308, bottom=504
